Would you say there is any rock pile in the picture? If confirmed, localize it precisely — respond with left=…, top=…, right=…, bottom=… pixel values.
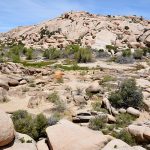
left=0, top=11, right=150, bottom=50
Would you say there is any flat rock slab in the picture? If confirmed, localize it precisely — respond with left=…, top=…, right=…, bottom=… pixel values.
left=46, top=119, right=110, bottom=150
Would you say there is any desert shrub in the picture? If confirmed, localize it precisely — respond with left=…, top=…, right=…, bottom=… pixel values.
left=92, top=101, right=102, bottom=112
left=143, top=47, right=150, bottom=56
left=48, top=112, right=61, bottom=126
left=7, top=44, right=27, bottom=63
left=63, top=59, right=76, bottom=65
left=133, top=49, right=143, bottom=59
left=89, top=115, right=107, bottom=130
left=34, top=114, right=48, bottom=138
left=11, top=110, right=48, bottom=141
left=54, top=64, right=89, bottom=71
left=26, top=48, right=33, bottom=60
left=116, top=113, right=137, bottom=128
left=74, top=47, right=92, bottom=63
left=54, top=100, right=66, bottom=113
left=109, top=78, right=143, bottom=109
left=122, top=49, right=131, bottom=57
left=64, top=44, right=92, bottom=63
left=47, top=91, right=60, bottom=103
left=96, top=49, right=110, bottom=58
left=108, top=92, right=123, bottom=108
left=21, top=61, right=55, bottom=68
left=116, top=49, right=134, bottom=64
left=106, top=45, right=118, bottom=53
left=64, top=44, right=80, bottom=57
left=43, top=48, right=60, bottom=59
left=116, top=56, right=134, bottom=64
left=47, top=92, right=66, bottom=113
left=101, top=75, right=116, bottom=83
left=112, top=130, right=136, bottom=146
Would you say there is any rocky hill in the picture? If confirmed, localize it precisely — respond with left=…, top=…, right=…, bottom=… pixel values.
left=0, top=11, right=150, bottom=50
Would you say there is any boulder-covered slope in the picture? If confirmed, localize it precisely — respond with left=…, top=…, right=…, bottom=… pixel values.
left=0, top=11, right=150, bottom=49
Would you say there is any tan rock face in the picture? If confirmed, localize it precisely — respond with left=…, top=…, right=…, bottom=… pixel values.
left=101, top=139, right=146, bottom=150
left=128, top=124, right=150, bottom=142
left=36, top=139, right=49, bottom=150
left=0, top=109, right=15, bottom=146
left=46, top=119, right=111, bottom=150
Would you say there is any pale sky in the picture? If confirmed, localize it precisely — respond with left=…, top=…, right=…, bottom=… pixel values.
left=0, top=0, right=150, bottom=32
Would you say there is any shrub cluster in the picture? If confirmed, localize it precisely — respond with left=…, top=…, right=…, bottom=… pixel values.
left=11, top=110, right=49, bottom=141
left=47, top=92, right=66, bottom=113
left=43, top=48, right=61, bottom=59
left=64, top=44, right=92, bottom=63
left=133, top=49, right=143, bottom=59
left=108, top=78, right=143, bottom=109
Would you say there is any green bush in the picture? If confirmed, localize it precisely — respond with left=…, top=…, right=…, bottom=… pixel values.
left=109, top=78, right=143, bottom=109
left=54, top=64, right=89, bottom=71
left=133, top=49, right=143, bottom=59
left=47, top=92, right=66, bottom=113
left=48, top=112, right=61, bottom=126
left=64, top=44, right=92, bottom=63
left=101, top=75, right=116, bottom=83
left=26, top=48, right=33, bottom=60
left=116, top=113, right=137, bottom=128
left=11, top=110, right=48, bottom=141
left=43, top=48, right=60, bottom=59
left=21, top=61, right=55, bottom=68
left=112, top=130, right=136, bottom=146
left=7, top=44, right=26, bottom=63
left=75, top=47, right=92, bottom=63
left=47, top=91, right=60, bottom=103
left=122, top=49, right=131, bottom=57
left=143, top=47, right=150, bottom=56
left=106, top=45, right=118, bottom=53
left=92, top=101, right=102, bottom=112
left=89, top=116, right=107, bottom=130
left=115, top=49, right=134, bottom=64
left=34, top=114, right=48, bottom=138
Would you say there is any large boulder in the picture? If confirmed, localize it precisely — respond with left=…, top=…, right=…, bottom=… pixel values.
left=127, top=107, right=140, bottom=117
left=86, top=82, right=103, bottom=94
left=101, top=139, right=131, bottom=150
left=8, top=79, right=19, bottom=87
left=128, top=125, right=145, bottom=141
left=0, top=109, right=15, bottom=146
left=128, top=124, right=150, bottom=142
left=101, top=139, right=146, bottom=150
left=46, top=119, right=111, bottom=150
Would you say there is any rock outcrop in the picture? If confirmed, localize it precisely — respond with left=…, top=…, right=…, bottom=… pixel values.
left=102, top=139, right=146, bottom=150
left=0, top=11, right=149, bottom=50
left=0, top=109, right=15, bottom=147
left=46, top=119, right=112, bottom=150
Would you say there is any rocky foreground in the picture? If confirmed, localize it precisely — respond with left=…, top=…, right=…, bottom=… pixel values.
left=0, top=11, right=150, bottom=50
left=0, top=59, right=149, bottom=150
left=0, top=109, right=149, bottom=150
left=0, top=10, right=150, bottom=150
